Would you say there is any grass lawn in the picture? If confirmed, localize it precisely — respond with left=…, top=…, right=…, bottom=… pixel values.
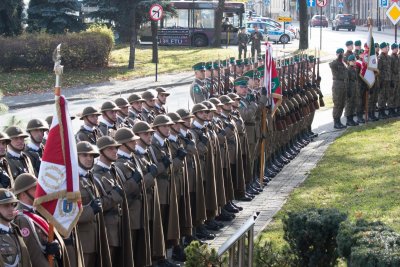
left=259, top=119, right=400, bottom=249
left=0, top=45, right=237, bottom=96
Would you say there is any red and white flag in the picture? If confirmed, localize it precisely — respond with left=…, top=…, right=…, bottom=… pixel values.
left=359, top=26, right=377, bottom=88
left=34, top=95, right=82, bottom=238
left=264, top=42, right=282, bottom=115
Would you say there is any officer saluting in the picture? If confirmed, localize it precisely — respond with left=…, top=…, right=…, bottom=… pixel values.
left=0, top=188, right=31, bottom=267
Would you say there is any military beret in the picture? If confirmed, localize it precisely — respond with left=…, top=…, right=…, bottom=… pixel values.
left=347, top=55, right=356, bottom=61
left=374, top=43, right=379, bottom=48
left=354, top=40, right=361, bottom=46
left=236, top=59, right=244, bottom=66
left=229, top=57, right=236, bottom=64
left=380, top=42, right=388, bottom=49
left=192, top=62, right=205, bottom=71
left=234, top=76, right=249, bottom=86
left=345, top=40, right=353, bottom=46
left=205, top=61, right=213, bottom=70
left=243, top=70, right=257, bottom=79
left=336, top=48, right=344, bottom=54
left=308, top=55, right=315, bottom=62
left=244, top=58, right=252, bottom=65
left=213, top=61, right=221, bottom=70
left=391, top=43, right=399, bottom=49
left=221, top=59, right=230, bottom=67
left=257, top=65, right=264, bottom=78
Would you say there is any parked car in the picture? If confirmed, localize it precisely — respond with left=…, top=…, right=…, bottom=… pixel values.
left=311, top=15, right=329, bottom=27
left=332, top=14, right=356, bottom=31
left=248, top=17, right=299, bottom=39
left=246, top=22, right=294, bottom=44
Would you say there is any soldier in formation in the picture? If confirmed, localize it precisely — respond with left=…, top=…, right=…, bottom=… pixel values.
left=1, top=52, right=323, bottom=267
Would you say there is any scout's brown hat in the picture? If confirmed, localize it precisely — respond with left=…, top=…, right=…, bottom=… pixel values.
left=156, top=87, right=170, bottom=96
left=132, top=121, right=155, bottom=134
left=77, top=141, right=100, bottom=157
left=127, top=93, right=145, bottom=104
left=96, top=136, right=120, bottom=151
left=176, top=109, right=194, bottom=119
left=100, top=101, right=120, bottom=112
left=26, top=119, right=49, bottom=132
left=114, top=127, right=140, bottom=144
left=167, top=112, right=185, bottom=123
left=0, top=132, right=11, bottom=144
left=79, top=106, right=101, bottom=120
left=13, top=173, right=37, bottom=195
left=114, top=97, right=130, bottom=108
left=5, top=126, right=29, bottom=139
left=0, top=188, right=18, bottom=205
left=152, top=115, right=175, bottom=127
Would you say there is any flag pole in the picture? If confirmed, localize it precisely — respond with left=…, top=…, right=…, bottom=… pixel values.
left=48, top=43, right=63, bottom=267
left=365, top=18, right=372, bottom=124
left=259, top=42, right=269, bottom=186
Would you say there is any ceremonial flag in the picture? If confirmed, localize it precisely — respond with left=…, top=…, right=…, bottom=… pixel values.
left=34, top=95, right=82, bottom=238
left=359, top=26, right=377, bottom=88
left=264, top=42, right=282, bottom=115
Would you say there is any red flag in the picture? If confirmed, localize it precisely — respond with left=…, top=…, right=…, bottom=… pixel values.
left=34, top=95, right=82, bottom=237
left=264, top=42, right=282, bottom=115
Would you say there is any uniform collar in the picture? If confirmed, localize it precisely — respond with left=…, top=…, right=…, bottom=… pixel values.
left=96, top=160, right=111, bottom=170
left=168, top=134, right=178, bottom=142
left=83, top=124, right=95, bottom=132
left=117, top=150, right=132, bottom=159
left=99, top=117, right=114, bottom=127
left=153, top=133, right=165, bottom=146
left=193, top=120, right=204, bottom=129
left=19, top=202, right=35, bottom=212
left=78, top=167, right=89, bottom=177
left=135, top=145, right=147, bottom=154
left=8, top=149, right=21, bottom=158
left=27, top=142, right=40, bottom=151
left=179, top=128, right=187, bottom=137
left=0, top=223, right=10, bottom=232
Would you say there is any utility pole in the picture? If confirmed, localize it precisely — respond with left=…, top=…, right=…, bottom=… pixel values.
left=377, top=0, right=382, bottom=31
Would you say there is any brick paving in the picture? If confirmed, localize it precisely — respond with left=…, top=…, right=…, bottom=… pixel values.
left=208, top=108, right=346, bottom=250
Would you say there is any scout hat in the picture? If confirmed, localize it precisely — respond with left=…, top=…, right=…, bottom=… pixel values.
left=209, top=98, right=224, bottom=107
left=152, top=115, right=175, bottom=127
left=176, top=109, right=194, bottom=119
left=142, top=90, right=157, bottom=101
left=227, top=93, right=241, bottom=100
left=0, top=189, right=18, bottom=205
left=100, top=101, right=120, bottom=112
left=219, top=95, right=235, bottom=105
left=114, top=97, right=130, bottom=108
left=345, top=40, right=353, bottom=46
left=77, top=141, right=100, bottom=157
left=202, top=101, right=217, bottom=111
left=115, top=127, right=140, bottom=144
left=13, top=173, right=37, bottom=195
left=234, top=76, right=249, bottom=86
left=192, top=62, right=205, bottom=71
left=79, top=106, right=101, bottom=120
left=167, top=112, right=185, bottom=123
left=191, top=103, right=208, bottom=114
left=96, top=136, right=120, bottom=151
left=5, top=126, right=29, bottom=139
left=156, top=87, right=170, bottom=96
left=0, top=132, right=11, bottom=144
left=127, top=93, right=145, bottom=104
left=26, top=119, right=48, bottom=132
left=132, top=121, right=155, bottom=134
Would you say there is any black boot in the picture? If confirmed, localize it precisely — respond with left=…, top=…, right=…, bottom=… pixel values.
left=388, top=108, right=396, bottom=118
left=378, top=110, right=388, bottom=120
left=346, top=116, right=358, bottom=126
left=356, top=113, right=365, bottom=124
left=334, top=118, right=347, bottom=129
left=370, top=111, right=379, bottom=121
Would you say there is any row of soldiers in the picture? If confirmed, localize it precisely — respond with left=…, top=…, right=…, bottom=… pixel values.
left=330, top=39, right=400, bottom=129
left=0, top=52, right=323, bottom=267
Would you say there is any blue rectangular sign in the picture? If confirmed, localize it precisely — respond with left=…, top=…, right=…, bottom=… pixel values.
left=307, top=0, right=316, bottom=7
left=380, top=0, right=389, bottom=7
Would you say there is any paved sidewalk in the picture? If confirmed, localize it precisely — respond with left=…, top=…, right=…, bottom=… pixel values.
left=207, top=107, right=346, bottom=250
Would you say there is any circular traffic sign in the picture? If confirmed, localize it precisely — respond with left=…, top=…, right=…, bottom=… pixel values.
left=316, top=0, right=328, bottom=7
left=149, top=4, right=163, bottom=21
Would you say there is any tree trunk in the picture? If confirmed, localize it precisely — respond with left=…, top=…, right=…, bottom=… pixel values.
left=212, top=0, right=225, bottom=47
left=128, top=7, right=137, bottom=69
left=151, top=21, right=158, bottom=63
left=298, top=0, right=309, bottom=50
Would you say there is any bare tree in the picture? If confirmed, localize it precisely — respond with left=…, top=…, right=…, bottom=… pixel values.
left=298, top=0, right=309, bottom=49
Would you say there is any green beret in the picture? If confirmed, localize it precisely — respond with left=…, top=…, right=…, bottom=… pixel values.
left=294, top=55, right=300, bottom=62
left=244, top=58, right=252, bottom=65
left=345, top=40, right=353, bottom=46
left=243, top=70, right=257, bottom=79
left=221, top=59, right=230, bottom=67
left=213, top=61, right=221, bottom=70
left=380, top=42, right=388, bottom=49
left=235, top=59, right=243, bottom=66
left=229, top=57, right=235, bottom=64
left=205, top=61, right=213, bottom=70
left=347, top=55, right=356, bottom=61
left=391, top=43, right=399, bottom=49
left=374, top=43, right=379, bottom=48
left=308, top=55, right=315, bottom=62
left=354, top=40, right=361, bottom=46
left=257, top=65, right=264, bottom=78
left=336, top=48, right=344, bottom=54
left=192, top=62, right=205, bottom=71
left=234, top=76, right=249, bottom=86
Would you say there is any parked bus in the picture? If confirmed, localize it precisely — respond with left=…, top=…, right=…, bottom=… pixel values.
left=139, top=1, right=245, bottom=47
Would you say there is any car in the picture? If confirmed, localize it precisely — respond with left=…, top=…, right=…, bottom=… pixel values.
left=332, top=14, right=356, bottom=31
left=246, top=22, right=294, bottom=44
left=249, top=17, right=299, bottom=39
left=311, top=15, right=329, bottom=27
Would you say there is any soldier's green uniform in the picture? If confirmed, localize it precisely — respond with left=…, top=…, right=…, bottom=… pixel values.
left=343, top=40, right=354, bottom=63
left=250, top=28, right=263, bottom=59
left=390, top=43, right=400, bottom=116
left=114, top=97, right=132, bottom=128
left=329, top=48, right=348, bottom=129
left=344, top=55, right=359, bottom=126
left=238, top=27, right=248, bottom=60
left=190, top=62, right=207, bottom=104
left=127, top=93, right=146, bottom=125
left=377, top=42, right=392, bottom=119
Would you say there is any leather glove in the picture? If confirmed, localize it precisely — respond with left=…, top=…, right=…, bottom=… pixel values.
left=161, top=155, right=172, bottom=168
left=176, top=147, right=187, bottom=160
left=132, top=171, right=142, bottom=183
left=113, top=184, right=124, bottom=196
left=148, top=164, right=158, bottom=177
left=347, top=88, right=352, bottom=98
left=45, top=241, right=61, bottom=258
left=219, top=128, right=226, bottom=136
left=90, top=198, right=103, bottom=215
left=261, top=87, right=268, bottom=96
left=199, top=133, right=209, bottom=145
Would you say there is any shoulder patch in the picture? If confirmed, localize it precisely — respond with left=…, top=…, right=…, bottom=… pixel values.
left=193, top=84, right=202, bottom=94
left=20, top=227, right=30, bottom=237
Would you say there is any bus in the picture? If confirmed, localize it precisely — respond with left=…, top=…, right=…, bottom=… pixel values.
left=138, top=1, right=245, bottom=47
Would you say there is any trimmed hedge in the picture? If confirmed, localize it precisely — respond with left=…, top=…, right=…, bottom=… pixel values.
left=0, top=26, right=114, bottom=71
left=337, top=219, right=400, bottom=267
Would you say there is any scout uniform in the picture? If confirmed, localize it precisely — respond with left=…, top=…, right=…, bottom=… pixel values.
left=0, top=132, right=13, bottom=189
left=141, top=91, right=157, bottom=124
left=24, top=119, right=48, bottom=176
left=76, top=141, right=112, bottom=267
left=190, top=62, right=207, bottom=104
left=98, top=101, right=120, bottom=138
left=329, top=48, right=349, bottom=129
left=0, top=188, right=31, bottom=267
left=114, top=97, right=133, bottom=128
left=154, top=87, right=170, bottom=115
left=5, top=126, right=35, bottom=180
left=75, top=106, right=102, bottom=144
left=127, top=93, right=146, bottom=126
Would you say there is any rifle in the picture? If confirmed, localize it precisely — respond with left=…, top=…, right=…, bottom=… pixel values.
left=315, top=50, right=325, bottom=107
left=210, top=64, right=214, bottom=97
left=224, top=59, right=230, bottom=95
left=217, top=60, right=221, bottom=96
left=234, top=62, right=237, bottom=80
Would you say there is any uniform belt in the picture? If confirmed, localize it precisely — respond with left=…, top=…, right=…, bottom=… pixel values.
left=245, top=122, right=255, bottom=126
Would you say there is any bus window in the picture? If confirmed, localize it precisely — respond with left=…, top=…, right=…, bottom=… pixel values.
left=191, top=9, right=215, bottom=28
left=164, top=9, right=189, bottom=28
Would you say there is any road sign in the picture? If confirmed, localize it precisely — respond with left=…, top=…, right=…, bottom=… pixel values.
left=277, top=16, right=293, bottom=22
left=316, top=0, right=328, bottom=7
left=386, top=3, right=400, bottom=25
left=380, top=0, right=389, bottom=7
left=307, top=0, right=316, bottom=7
left=149, top=4, right=163, bottom=21
left=338, top=2, right=344, bottom=8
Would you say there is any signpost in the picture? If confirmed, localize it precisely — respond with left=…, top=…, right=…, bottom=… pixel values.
left=316, top=0, right=327, bottom=53
left=149, top=4, right=164, bottom=82
left=386, top=2, right=400, bottom=42
left=380, top=0, right=389, bottom=8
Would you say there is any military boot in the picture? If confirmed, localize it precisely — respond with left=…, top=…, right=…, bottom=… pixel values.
left=378, top=110, right=388, bottom=120
left=356, top=113, right=365, bottom=124
left=388, top=108, right=396, bottom=118
left=346, top=116, right=358, bottom=126
left=334, top=118, right=347, bottom=129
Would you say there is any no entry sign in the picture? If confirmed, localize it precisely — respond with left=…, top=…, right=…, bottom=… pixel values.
left=149, top=4, right=163, bottom=21
left=316, top=0, right=328, bottom=7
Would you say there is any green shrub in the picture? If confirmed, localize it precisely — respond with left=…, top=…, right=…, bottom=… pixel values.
left=283, top=208, right=347, bottom=267
left=184, top=241, right=225, bottom=267
left=337, top=219, right=400, bottom=267
left=0, top=26, right=114, bottom=71
left=254, top=239, right=297, bottom=267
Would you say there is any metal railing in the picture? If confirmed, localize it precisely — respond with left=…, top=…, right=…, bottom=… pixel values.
left=217, top=211, right=260, bottom=267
